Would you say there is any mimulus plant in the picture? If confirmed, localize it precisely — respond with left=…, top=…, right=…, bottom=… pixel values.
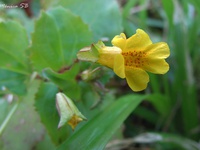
left=77, top=29, right=170, bottom=91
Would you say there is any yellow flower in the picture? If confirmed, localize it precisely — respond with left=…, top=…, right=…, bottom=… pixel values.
left=97, top=29, right=170, bottom=91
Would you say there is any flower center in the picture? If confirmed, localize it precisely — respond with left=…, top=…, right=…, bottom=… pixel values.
left=122, top=50, right=146, bottom=68
left=67, top=115, right=83, bottom=130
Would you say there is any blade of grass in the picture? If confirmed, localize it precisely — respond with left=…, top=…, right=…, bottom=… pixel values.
left=161, top=0, right=174, bottom=28
left=122, top=0, right=138, bottom=18
left=172, top=24, right=199, bottom=139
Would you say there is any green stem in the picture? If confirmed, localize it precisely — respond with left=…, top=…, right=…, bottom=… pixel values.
left=0, top=102, right=19, bottom=136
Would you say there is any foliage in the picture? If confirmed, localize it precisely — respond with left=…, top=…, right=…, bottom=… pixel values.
left=0, top=0, right=200, bottom=150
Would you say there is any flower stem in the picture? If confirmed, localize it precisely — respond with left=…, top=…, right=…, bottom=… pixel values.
left=0, top=102, right=19, bottom=135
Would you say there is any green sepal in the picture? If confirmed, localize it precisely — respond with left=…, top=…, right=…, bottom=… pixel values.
left=77, top=41, right=105, bottom=62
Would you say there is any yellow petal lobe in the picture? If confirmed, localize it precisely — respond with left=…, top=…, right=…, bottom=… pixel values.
left=144, top=42, right=170, bottom=59
left=114, top=54, right=125, bottom=78
left=143, top=59, right=169, bottom=74
left=125, top=68, right=149, bottom=91
left=142, top=42, right=170, bottom=74
left=111, top=33, right=126, bottom=50
left=126, top=29, right=152, bottom=51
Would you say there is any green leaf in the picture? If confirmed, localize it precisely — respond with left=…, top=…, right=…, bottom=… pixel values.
left=0, top=20, right=29, bottom=74
left=5, top=8, right=35, bottom=39
left=30, top=12, right=62, bottom=71
left=147, top=93, right=170, bottom=117
left=134, top=106, right=158, bottom=125
left=57, top=94, right=148, bottom=150
left=43, top=64, right=81, bottom=100
left=55, top=0, right=123, bottom=40
left=0, top=80, right=44, bottom=150
left=34, top=134, right=56, bottom=150
left=0, top=69, right=27, bottom=95
left=47, top=7, right=93, bottom=65
left=172, top=24, right=199, bottom=138
left=30, top=7, right=93, bottom=71
left=34, top=82, right=72, bottom=145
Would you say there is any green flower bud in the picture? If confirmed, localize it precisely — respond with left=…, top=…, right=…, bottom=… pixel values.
left=81, top=67, right=101, bottom=81
left=56, top=92, right=87, bottom=130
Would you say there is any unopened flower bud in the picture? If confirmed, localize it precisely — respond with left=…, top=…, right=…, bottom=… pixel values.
left=81, top=67, right=101, bottom=81
left=56, top=92, right=87, bottom=130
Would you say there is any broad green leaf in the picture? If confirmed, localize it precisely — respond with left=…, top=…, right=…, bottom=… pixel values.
left=0, top=69, right=26, bottom=95
left=43, top=64, right=81, bottom=100
left=0, top=80, right=44, bottom=150
left=47, top=7, right=93, bottom=65
left=0, top=20, right=29, bottom=74
left=30, top=7, right=93, bottom=71
left=57, top=94, right=148, bottom=150
left=5, top=8, right=35, bottom=39
left=34, top=82, right=72, bottom=145
left=55, top=0, right=123, bottom=40
left=30, top=12, right=63, bottom=71
left=34, top=134, right=56, bottom=150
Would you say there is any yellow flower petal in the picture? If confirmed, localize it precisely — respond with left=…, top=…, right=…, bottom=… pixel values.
left=143, top=59, right=169, bottom=74
left=142, top=42, right=170, bottom=74
left=144, top=42, right=170, bottom=59
left=126, top=29, right=152, bottom=51
left=114, top=54, right=125, bottom=78
left=97, top=46, right=122, bottom=68
left=125, top=68, right=149, bottom=91
left=111, top=33, right=126, bottom=50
